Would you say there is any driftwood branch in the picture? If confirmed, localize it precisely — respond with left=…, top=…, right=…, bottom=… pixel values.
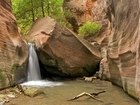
left=68, top=90, right=106, bottom=102
left=91, top=90, right=106, bottom=96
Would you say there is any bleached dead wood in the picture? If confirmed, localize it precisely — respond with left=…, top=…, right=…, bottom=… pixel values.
left=68, top=90, right=106, bottom=102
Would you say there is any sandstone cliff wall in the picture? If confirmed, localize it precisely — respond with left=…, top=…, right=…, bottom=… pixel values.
left=0, top=0, right=28, bottom=88
left=93, top=0, right=140, bottom=101
left=107, top=0, right=139, bottom=100
left=63, top=0, right=97, bottom=32
left=64, top=0, right=140, bottom=101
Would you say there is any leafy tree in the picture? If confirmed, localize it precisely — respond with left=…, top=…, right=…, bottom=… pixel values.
left=12, top=0, right=71, bottom=35
left=12, top=0, right=36, bottom=34
left=78, top=21, right=100, bottom=37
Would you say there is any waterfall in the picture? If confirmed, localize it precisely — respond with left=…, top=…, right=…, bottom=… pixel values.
left=27, top=43, right=41, bottom=81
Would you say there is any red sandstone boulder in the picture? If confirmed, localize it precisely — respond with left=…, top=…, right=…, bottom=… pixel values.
left=0, top=0, right=28, bottom=88
left=26, top=17, right=101, bottom=77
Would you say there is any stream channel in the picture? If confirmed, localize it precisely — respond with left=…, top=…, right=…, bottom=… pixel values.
left=6, top=79, right=139, bottom=105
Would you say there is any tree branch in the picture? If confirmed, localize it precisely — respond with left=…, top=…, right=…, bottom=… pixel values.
left=68, top=90, right=106, bottom=102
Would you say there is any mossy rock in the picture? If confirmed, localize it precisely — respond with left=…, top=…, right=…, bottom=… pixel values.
left=128, top=89, right=137, bottom=98
left=11, top=64, right=24, bottom=74
left=11, top=64, right=19, bottom=74
left=24, top=87, right=44, bottom=97
left=0, top=70, right=7, bottom=88
left=0, top=70, right=6, bottom=81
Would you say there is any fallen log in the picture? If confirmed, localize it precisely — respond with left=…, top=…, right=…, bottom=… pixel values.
left=68, top=90, right=106, bottom=102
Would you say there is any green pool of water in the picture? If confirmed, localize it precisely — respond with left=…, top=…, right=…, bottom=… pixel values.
left=41, top=80, right=139, bottom=105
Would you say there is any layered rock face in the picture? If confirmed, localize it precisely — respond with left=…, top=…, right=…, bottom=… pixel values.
left=107, top=0, right=139, bottom=100
left=64, top=0, right=140, bottom=101
left=92, top=0, right=140, bottom=101
left=63, top=0, right=97, bottom=32
left=27, top=17, right=101, bottom=77
left=0, top=0, right=28, bottom=88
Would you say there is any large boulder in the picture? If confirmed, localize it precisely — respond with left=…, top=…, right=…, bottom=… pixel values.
left=0, top=0, right=28, bottom=88
left=26, top=17, right=101, bottom=77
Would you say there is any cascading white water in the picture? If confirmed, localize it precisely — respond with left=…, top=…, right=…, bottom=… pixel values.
left=27, top=43, right=41, bottom=81
left=23, top=43, right=63, bottom=87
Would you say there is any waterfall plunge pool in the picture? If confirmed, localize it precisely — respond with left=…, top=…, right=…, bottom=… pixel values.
left=6, top=80, right=139, bottom=105
left=19, top=43, right=139, bottom=105
left=21, top=80, right=63, bottom=87
left=24, top=43, right=63, bottom=88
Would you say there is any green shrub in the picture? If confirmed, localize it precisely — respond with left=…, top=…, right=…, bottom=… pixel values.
left=78, top=21, right=100, bottom=37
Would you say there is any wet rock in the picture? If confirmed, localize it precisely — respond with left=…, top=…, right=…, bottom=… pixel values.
left=24, top=87, right=44, bottom=97
left=26, top=17, right=101, bottom=77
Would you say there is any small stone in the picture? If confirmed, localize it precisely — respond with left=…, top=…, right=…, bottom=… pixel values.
left=0, top=94, right=8, bottom=99
left=24, top=87, right=44, bottom=97
left=84, top=76, right=97, bottom=82
left=7, top=94, right=16, bottom=98
left=0, top=101, right=5, bottom=105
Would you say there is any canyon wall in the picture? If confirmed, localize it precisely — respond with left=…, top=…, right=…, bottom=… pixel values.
left=63, top=0, right=97, bottom=33
left=106, top=0, right=139, bottom=100
left=0, top=0, right=28, bottom=88
left=64, top=0, right=140, bottom=101
left=93, top=0, right=140, bottom=101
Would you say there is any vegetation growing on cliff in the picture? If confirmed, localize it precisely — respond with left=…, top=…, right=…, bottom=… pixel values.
left=0, top=70, right=6, bottom=85
left=78, top=21, right=100, bottom=37
left=12, top=0, right=70, bottom=35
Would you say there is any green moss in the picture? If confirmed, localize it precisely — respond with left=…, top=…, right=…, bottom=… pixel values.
left=128, top=89, right=137, bottom=98
left=11, top=64, right=19, bottom=74
left=0, top=70, right=6, bottom=81
left=78, top=21, right=100, bottom=37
